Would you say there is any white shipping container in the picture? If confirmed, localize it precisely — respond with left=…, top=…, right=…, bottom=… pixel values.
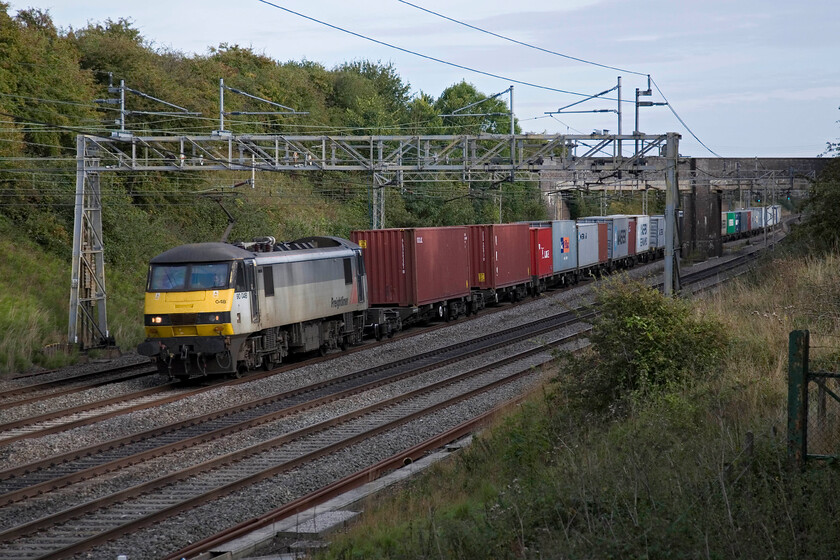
left=631, top=215, right=650, bottom=254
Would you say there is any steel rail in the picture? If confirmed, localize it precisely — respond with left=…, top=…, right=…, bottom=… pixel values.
left=0, top=366, right=157, bottom=409
left=0, top=306, right=587, bottom=504
left=0, top=331, right=572, bottom=559
left=167, top=388, right=539, bottom=560
left=0, top=362, right=155, bottom=402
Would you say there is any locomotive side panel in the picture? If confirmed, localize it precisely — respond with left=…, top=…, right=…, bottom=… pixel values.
left=256, top=257, right=365, bottom=329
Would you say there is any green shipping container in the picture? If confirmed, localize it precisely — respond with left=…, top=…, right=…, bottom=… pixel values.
left=726, top=211, right=738, bottom=235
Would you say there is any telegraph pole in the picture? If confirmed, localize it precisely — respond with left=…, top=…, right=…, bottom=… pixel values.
left=664, top=132, right=681, bottom=296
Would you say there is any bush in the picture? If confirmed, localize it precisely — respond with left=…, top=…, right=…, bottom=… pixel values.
left=561, top=276, right=729, bottom=415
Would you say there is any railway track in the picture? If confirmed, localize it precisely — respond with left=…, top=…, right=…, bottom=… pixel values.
left=0, top=239, right=779, bottom=559
left=0, top=326, right=581, bottom=559
left=0, top=303, right=589, bottom=505
left=0, top=361, right=157, bottom=409
left=0, top=291, right=530, bottom=447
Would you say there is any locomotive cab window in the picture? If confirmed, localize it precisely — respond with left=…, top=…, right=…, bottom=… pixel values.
left=263, top=266, right=275, bottom=297
left=234, top=262, right=247, bottom=291
left=189, top=263, right=230, bottom=290
left=343, top=258, right=352, bottom=285
left=149, top=264, right=187, bottom=291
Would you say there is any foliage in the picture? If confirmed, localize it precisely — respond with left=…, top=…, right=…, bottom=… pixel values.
left=794, top=157, right=840, bottom=252
left=321, top=250, right=840, bottom=560
left=561, top=276, right=729, bottom=415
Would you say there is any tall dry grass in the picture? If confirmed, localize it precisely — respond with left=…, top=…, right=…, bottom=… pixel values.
left=320, top=249, right=840, bottom=560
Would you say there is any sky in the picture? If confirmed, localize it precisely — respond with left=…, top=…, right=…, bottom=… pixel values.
left=12, top=0, right=840, bottom=158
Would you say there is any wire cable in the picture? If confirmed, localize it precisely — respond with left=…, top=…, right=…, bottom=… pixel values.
left=255, top=0, right=596, bottom=99
left=649, top=77, right=721, bottom=158
left=397, top=0, right=647, bottom=77
left=397, top=1, right=720, bottom=157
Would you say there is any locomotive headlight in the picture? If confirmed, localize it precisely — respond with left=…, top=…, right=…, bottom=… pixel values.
left=197, top=312, right=230, bottom=324
left=145, top=314, right=171, bottom=327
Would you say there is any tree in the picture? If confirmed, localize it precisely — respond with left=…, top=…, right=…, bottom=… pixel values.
left=434, top=81, right=519, bottom=135
left=796, top=157, right=840, bottom=251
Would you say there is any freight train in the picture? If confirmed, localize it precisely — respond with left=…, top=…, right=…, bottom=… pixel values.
left=138, top=206, right=781, bottom=380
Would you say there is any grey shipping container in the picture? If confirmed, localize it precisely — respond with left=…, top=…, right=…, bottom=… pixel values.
left=551, top=220, right=578, bottom=273
left=579, top=216, right=629, bottom=260
left=576, top=222, right=602, bottom=268
left=650, top=215, right=666, bottom=249
left=748, top=207, right=765, bottom=228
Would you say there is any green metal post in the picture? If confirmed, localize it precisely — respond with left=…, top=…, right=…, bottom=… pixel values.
left=787, top=330, right=809, bottom=467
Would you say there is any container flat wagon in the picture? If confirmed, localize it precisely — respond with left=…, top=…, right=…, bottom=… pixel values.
left=529, top=226, right=553, bottom=293
left=467, top=223, right=531, bottom=303
left=351, top=226, right=473, bottom=336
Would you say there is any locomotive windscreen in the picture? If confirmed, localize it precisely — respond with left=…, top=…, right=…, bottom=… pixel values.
left=149, top=262, right=231, bottom=291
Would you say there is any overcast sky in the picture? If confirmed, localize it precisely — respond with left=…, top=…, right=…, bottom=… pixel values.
left=14, top=0, right=840, bottom=158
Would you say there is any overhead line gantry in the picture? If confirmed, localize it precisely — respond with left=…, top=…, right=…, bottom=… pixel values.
left=69, top=131, right=682, bottom=348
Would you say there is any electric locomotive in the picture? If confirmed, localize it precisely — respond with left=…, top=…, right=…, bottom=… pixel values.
left=137, top=236, right=367, bottom=380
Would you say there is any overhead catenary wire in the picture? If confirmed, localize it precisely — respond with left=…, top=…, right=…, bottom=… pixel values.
left=255, top=0, right=597, bottom=99
left=396, top=0, right=648, bottom=78
left=394, top=0, right=719, bottom=157
left=650, top=77, right=722, bottom=158
left=254, top=0, right=718, bottom=157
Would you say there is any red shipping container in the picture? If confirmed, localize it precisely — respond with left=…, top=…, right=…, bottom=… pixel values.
left=627, top=218, right=637, bottom=256
left=529, top=227, right=553, bottom=278
left=467, top=224, right=531, bottom=290
left=597, top=223, right=609, bottom=264
left=350, top=227, right=470, bottom=307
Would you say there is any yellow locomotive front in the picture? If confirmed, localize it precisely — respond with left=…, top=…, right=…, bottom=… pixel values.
left=143, top=261, right=234, bottom=339
left=138, top=243, right=250, bottom=378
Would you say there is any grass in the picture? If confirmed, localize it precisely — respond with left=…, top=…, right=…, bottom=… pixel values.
left=0, top=171, right=372, bottom=376
left=318, top=246, right=840, bottom=560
